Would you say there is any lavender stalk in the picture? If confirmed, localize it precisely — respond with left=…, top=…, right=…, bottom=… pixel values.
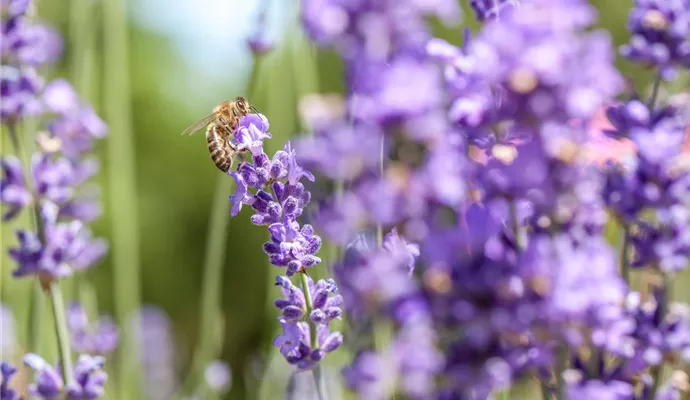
left=48, top=281, right=75, bottom=387
left=103, top=0, right=141, bottom=395
left=5, top=121, right=46, bottom=356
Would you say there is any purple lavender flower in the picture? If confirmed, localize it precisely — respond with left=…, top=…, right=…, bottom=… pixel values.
left=67, top=354, right=108, bottom=400
left=232, top=113, right=271, bottom=156
left=14, top=23, right=63, bottom=66
left=0, top=362, right=19, bottom=400
left=295, top=121, right=382, bottom=181
left=10, top=201, right=107, bottom=280
left=620, top=0, right=690, bottom=80
left=469, top=0, right=520, bottom=21
left=0, top=155, right=31, bottom=219
left=274, top=276, right=342, bottom=324
left=602, top=100, right=690, bottom=272
left=228, top=112, right=342, bottom=369
left=622, top=290, right=690, bottom=375
left=23, top=352, right=109, bottom=400
left=464, top=0, right=623, bottom=124
left=23, top=353, right=64, bottom=398
left=67, top=303, right=119, bottom=355
left=0, top=64, right=42, bottom=121
left=0, top=152, right=104, bottom=221
left=1, top=0, right=62, bottom=66
left=565, top=375, right=634, bottom=400
left=273, top=318, right=343, bottom=371
left=43, top=79, right=108, bottom=160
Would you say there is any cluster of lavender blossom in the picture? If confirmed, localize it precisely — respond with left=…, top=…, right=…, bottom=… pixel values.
left=0, top=0, right=116, bottom=397
left=242, top=0, right=690, bottom=398
left=226, top=113, right=344, bottom=370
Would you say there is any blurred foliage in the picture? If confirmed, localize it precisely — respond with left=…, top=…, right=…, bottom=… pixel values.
left=1, top=0, right=685, bottom=399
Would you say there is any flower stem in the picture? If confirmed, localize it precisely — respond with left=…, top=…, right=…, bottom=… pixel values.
left=300, top=272, right=316, bottom=349
left=48, top=281, right=75, bottom=387
left=6, top=122, right=46, bottom=356
left=648, top=72, right=662, bottom=110
left=103, top=0, right=142, bottom=395
left=540, top=380, right=550, bottom=400
left=555, top=346, right=567, bottom=400
left=299, top=272, right=326, bottom=400
left=376, top=135, right=384, bottom=247
left=649, top=273, right=670, bottom=400
left=620, top=224, right=630, bottom=285
left=509, top=200, right=524, bottom=249
left=176, top=176, right=233, bottom=398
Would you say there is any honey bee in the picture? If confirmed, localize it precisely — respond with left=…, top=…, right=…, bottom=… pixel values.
left=181, top=96, right=258, bottom=172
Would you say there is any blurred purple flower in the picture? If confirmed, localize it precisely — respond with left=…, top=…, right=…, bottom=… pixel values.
left=204, top=361, right=232, bottom=394
left=10, top=201, right=107, bottom=280
left=43, top=80, right=108, bottom=160
left=295, top=121, right=382, bottom=181
left=67, top=354, right=108, bottom=400
left=0, top=362, right=19, bottom=400
left=0, top=155, right=31, bottom=220
left=469, top=0, right=520, bottom=21
left=14, top=22, right=63, bottom=66
left=23, top=353, right=63, bottom=399
left=465, top=0, right=623, bottom=123
left=0, top=64, right=42, bottom=121
left=132, top=306, right=178, bottom=400
left=23, top=353, right=107, bottom=399
left=621, top=0, right=690, bottom=80
left=67, top=302, right=119, bottom=355
left=0, top=304, right=16, bottom=358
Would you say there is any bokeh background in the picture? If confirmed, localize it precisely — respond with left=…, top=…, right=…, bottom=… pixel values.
left=3, top=0, right=688, bottom=399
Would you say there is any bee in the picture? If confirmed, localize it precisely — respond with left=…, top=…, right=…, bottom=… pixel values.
left=181, top=96, right=258, bottom=172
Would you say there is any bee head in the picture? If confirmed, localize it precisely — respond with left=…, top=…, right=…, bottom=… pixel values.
left=234, top=96, right=251, bottom=115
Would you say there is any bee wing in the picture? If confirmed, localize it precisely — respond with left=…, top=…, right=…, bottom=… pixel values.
left=181, top=113, right=216, bottom=136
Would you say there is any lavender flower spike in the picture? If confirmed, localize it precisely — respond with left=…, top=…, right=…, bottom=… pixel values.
left=227, top=112, right=342, bottom=369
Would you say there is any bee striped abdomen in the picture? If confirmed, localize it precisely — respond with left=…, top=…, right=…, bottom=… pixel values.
left=205, top=123, right=233, bottom=172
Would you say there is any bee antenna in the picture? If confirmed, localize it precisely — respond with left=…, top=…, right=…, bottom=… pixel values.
left=250, top=105, right=260, bottom=114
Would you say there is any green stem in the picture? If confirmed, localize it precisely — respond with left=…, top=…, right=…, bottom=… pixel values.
left=103, top=0, right=142, bottom=396
left=6, top=122, right=46, bottom=355
left=376, top=134, right=384, bottom=247
left=648, top=72, right=662, bottom=111
left=6, top=122, right=21, bottom=155
left=69, top=0, right=96, bottom=99
left=540, top=380, right=551, bottom=400
left=177, top=176, right=232, bottom=398
left=556, top=347, right=568, bottom=400
left=509, top=200, right=524, bottom=249
left=49, top=282, right=75, bottom=387
left=300, top=272, right=316, bottom=348
left=299, top=272, right=326, bottom=400
left=620, top=224, right=630, bottom=285
left=649, top=273, right=670, bottom=400
left=329, top=181, right=344, bottom=265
